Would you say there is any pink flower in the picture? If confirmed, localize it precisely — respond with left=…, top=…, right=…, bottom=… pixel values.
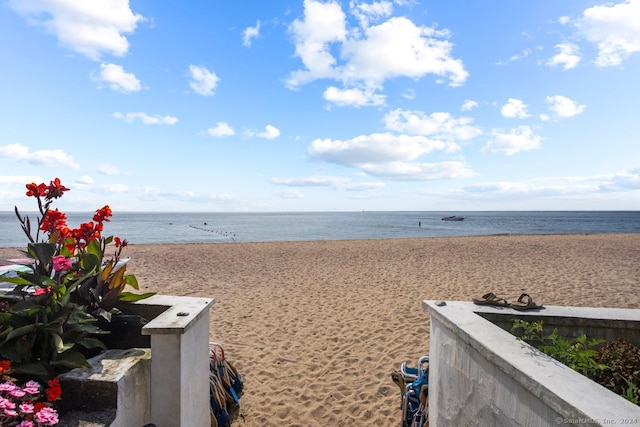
left=4, top=408, right=18, bottom=417
left=9, top=388, right=26, bottom=398
left=51, top=255, right=72, bottom=271
left=23, top=381, right=40, bottom=394
left=19, top=402, right=34, bottom=413
left=19, top=421, right=35, bottom=427
left=0, top=381, right=18, bottom=391
left=35, top=406, right=59, bottom=425
left=0, top=396, right=14, bottom=409
left=33, top=286, right=52, bottom=296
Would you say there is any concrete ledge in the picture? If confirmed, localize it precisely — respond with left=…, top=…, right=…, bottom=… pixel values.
left=59, top=348, right=151, bottom=427
left=138, top=295, right=214, bottom=335
left=423, top=301, right=640, bottom=427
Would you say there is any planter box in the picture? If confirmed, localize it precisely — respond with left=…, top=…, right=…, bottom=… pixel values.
left=59, top=295, right=214, bottom=427
left=423, top=301, right=640, bottom=427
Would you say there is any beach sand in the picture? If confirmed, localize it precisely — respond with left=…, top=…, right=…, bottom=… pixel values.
left=2, top=233, right=640, bottom=426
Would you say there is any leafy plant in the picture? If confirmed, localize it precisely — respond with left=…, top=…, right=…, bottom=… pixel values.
left=511, top=319, right=607, bottom=377
left=511, top=319, right=640, bottom=406
left=0, top=178, right=154, bottom=381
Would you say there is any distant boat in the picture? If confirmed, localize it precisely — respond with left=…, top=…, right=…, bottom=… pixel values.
left=442, top=215, right=465, bottom=221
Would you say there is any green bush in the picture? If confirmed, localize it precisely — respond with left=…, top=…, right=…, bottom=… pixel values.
left=511, top=319, right=640, bottom=406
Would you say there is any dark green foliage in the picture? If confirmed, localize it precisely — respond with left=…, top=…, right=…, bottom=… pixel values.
left=511, top=319, right=640, bottom=406
left=511, top=319, right=607, bottom=377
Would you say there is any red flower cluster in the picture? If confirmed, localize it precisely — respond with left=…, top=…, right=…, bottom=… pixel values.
left=25, top=178, right=69, bottom=201
left=46, top=378, right=62, bottom=402
left=23, top=178, right=125, bottom=255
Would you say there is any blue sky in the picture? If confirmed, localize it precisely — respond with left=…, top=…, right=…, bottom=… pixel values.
left=1, top=0, right=639, bottom=213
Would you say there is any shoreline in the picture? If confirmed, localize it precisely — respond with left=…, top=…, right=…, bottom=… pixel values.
left=2, top=233, right=640, bottom=425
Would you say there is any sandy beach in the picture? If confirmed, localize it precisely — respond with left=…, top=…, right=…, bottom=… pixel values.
left=2, top=233, right=640, bottom=426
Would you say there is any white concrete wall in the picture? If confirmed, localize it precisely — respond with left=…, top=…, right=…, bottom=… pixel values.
left=142, top=295, right=214, bottom=427
left=424, top=301, right=640, bottom=427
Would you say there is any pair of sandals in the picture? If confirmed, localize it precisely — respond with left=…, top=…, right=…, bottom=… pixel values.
left=472, top=292, right=544, bottom=310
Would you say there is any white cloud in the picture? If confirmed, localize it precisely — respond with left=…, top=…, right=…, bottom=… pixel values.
left=496, top=48, right=531, bottom=66
left=271, top=175, right=350, bottom=187
left=8, top=0, right=144, bottom=60
left=98, top=164, right=122, bottom=175
left=306, top=131, right=477, bottom=180
left=323, top=86, right=386, bottom=107
left=113, top=112, right=178, bottom=125
left=75, top=175, right=94, bottom=185
left=0, top=143, right=80, bottom=169
left=286, top=1, right=467, bottom=91
left=481, top=126, right=543, bottom=155
left=501, top=98, right=530, bottom=118
left=350, top=0, right=393, bottom=28
left=358, top=160, right=476, bottom=180
left=402, top=88, right=415, bottom=100
left=188, top=65, right=219, bottom=96
left=461, top=167, right=640, bottom=197
left=270, top=175, right=386, bottom=190
left=287, top=0, right=347, bottom=86
left=545, top=95, right=586, bottom=118
left=243, top=21, right=261, bottom=47
left=253, top=125, right=281, bottom=140
left=0, top=175, right=43, bottom=185
left=207, top=122, right=235, bottom=137
left=94, top=63, right=142, bottom=93
left=341, top=17, right=468, bottom=86
left=95, top=183, right=130, bottom=194
left=309, top=133, right=450, bottom=166
left=546, top=43, right=581, bottom=70
left=383, top=109, right=482, bottom=144
left=576, top=0, right=640, bottom=67
left=277, top=189, right=305, bottom=199
left=461, top=99, right=478, bottom=111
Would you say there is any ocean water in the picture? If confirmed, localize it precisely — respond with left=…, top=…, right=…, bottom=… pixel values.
left=1, top=211, right=639, bottom=248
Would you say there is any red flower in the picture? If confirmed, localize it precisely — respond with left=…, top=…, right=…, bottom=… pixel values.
left=39, top=208, right=68, bottom=235
left=0, top=360, right=11, bottom=374
left=46, top=378, right=62, bottom=402
left=93, top=205, right=112, bottom=223
left=25, top=182, right=47, bottom=197
left=72, top=222, right=101, bottom=244
left=45, top=178, right=69, bottom=200
left=33, top=286, right=52, bottom=296
left=114, top=237, right=128, bottom=248
left=34, top=402, right=46, bottom=412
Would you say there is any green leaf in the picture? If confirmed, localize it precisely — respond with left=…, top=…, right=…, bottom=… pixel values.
left=79, top=252, right=101, bottom=275
left=6, top=323, right=38, bottom=341
left=12, top=362, right=49, bottom=378
left=28, top=242, right=56, bottom=266
left=125, top=274, right=139, bottom=290
left=51, top=333, right=65, bottom=352
left=0, top=276, right=32, bottom=285
left=50, top=351, right=91, bottom=369
left=78, top=337, right=107, bottom=350
left=119, top=291, right=155, bottom=302
left=86, top=239, right=103, bottom=260
left=0, top=346, right=21, bottom=363
left=0, top=324, right=14, bottom=341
